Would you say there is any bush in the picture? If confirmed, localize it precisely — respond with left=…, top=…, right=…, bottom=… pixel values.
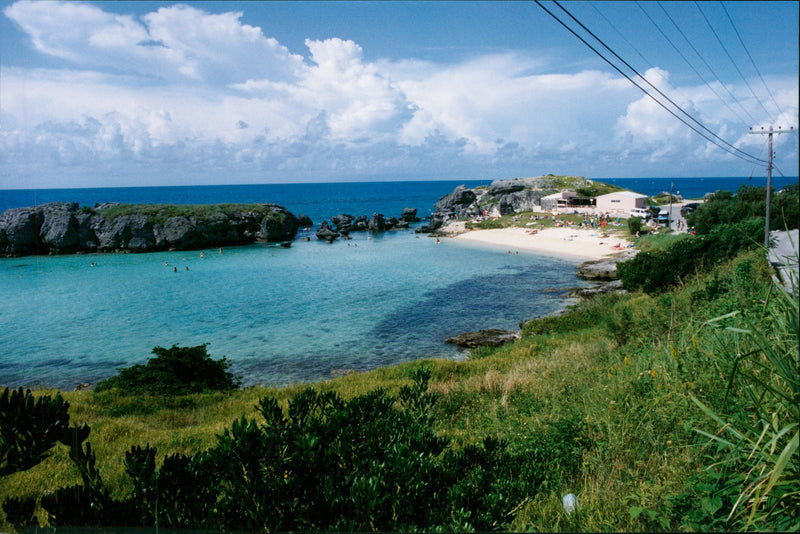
left=618, top=236, right=708, bottom=293
left=628, top=216, right=643, bottom=235
left=0, top=387, right=71, bottom=475
left=618, top=217, right=765, bottom=294
left=95, top=344, right=240, bottom=395
left=32, top=368, right=592, bottom=531
left=688, top=184, right=798, bottom=234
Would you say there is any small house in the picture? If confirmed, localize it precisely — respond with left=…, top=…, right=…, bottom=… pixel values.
left=540, top=190, right=596, bottom=212
left=595, top=191, right=648, bottom=216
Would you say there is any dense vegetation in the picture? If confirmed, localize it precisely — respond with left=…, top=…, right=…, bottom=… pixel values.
left=687, top=183, right=799, bottom=234
left=1, top=186, right=797, bottom=531
left=94, top=344, right=240, bottom=396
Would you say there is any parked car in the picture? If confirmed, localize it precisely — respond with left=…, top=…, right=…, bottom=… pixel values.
left=657, top=211, right=670, bottom=226
left=629, top=207, right=651, bottom=220
left=680, top=202, right=700, bottom=217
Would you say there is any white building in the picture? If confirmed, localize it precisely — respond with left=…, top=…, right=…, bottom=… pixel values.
left=595, top=191, right=648, bottom=216
left=540, top=190, right=577, bottom=211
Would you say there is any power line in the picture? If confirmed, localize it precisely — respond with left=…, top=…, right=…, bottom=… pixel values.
left=720, top=1, right=785, bottom=119
left=534, top=1, right=767, bottom=166
left=693, top=1, right=774, bottom=122
left=557, top=0, right=766, bottom=164
left=634, top=1, right=752, bottom=126
left=654, top=1, right=758, bottom=125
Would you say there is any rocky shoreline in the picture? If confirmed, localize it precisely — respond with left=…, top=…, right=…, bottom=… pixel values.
left=0, top=202, right=305, bottom=257
left=0, top=202, right=424, bottom=256
left=314, top=208, right=420, bottom=243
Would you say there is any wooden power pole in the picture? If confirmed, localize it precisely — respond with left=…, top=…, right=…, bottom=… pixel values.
left=748, top=125, right=796, bottom=247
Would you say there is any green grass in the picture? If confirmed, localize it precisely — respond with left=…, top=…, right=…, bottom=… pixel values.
left=2, top=247, right=796, bottom=531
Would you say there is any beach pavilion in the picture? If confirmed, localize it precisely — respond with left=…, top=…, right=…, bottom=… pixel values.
left=594, top=191, right=649, bottom=216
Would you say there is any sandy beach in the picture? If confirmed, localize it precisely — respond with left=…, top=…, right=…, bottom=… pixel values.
left=450, top=226, right=633, bottom=260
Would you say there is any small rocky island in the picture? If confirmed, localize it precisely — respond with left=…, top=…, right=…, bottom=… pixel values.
left=417, top=175, right=617, bottom=234
left=0, top=202, right=302, bottom=256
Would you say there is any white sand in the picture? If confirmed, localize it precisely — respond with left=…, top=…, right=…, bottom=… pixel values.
left=449, top=226, right=633, bottom=260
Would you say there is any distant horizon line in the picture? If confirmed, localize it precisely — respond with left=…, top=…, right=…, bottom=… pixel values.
left=2, top=175, right=796, bottom=192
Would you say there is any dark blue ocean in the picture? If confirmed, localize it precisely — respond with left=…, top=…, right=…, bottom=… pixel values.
left=0, top=176, right=796, bottom=390
left=1, top=175, right=796, bottom=216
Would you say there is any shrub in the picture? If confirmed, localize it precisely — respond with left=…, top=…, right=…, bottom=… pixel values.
left=31, top=367, right=592, bottom=531
left=95, top=344, right=240, bottom=395
left=618, top=236, right=708, bottom=293
left=0, top=387, right=71, bottom=475
left=618, top=217, right=765, bottom=294
left=628, top=216, right=643, bottom=235
left=688, top=184, right=798, bottom=234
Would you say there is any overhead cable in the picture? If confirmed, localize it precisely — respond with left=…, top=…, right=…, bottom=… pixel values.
left=634, top=1, right=752, bottom=126
left=693, top=1, right=774, bottom=122
left=654, top=1, right=758, bottom=125
left=534, top=1, right=767, bottom=166
left=720, top=1, right=785, bottom=119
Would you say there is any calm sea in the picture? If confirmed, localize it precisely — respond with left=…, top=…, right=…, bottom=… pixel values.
left=0, top=176, right=795, bottom=390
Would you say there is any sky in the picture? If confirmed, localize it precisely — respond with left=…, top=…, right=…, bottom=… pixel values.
left=0, top=1, right=797, bottom=189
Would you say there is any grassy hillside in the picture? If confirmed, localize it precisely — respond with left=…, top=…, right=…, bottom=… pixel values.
left=2, top=235, right=797, bottom=530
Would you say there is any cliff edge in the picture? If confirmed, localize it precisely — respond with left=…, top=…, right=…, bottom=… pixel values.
left=0, top=202, right=300, bottom=256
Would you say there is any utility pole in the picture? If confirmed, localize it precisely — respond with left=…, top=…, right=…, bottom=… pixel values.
left=748, top=125, right=795, bottom=247
left=669, top=181, right=673, bottom=231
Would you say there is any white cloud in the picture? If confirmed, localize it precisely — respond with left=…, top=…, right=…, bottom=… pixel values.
left=3, top=0, right=303, bottom=84
left=1, top=1, right=797, bottom=188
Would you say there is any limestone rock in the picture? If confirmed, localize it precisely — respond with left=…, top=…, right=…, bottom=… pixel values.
left=316, top=220, right=340, bottom=242
left=368, top=213, right=386, bottom=232
left=401, top=207, right=420, bottom=222
left=570, top=279, right=624, bottom=298
left=445, top=329, right=520, bottom=348
left=0, top=202, right=301, bottom=256
left=576, top=250, right=637, bottom=280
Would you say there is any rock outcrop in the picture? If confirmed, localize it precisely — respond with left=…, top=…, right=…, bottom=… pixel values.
left=418, top=175, right=599, bottom=234
left=0, top=202, right=300, bottom=256
left=445, top=329, right=520, bottom=349
left=315, top=207, right=417, bottom=242
left=576, top=249, right=637, bottom=280
left=315, top=221, right=341, bottom=243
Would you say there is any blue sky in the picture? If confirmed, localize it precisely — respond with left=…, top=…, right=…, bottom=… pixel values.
left=1, top=1, right=797, bottom=189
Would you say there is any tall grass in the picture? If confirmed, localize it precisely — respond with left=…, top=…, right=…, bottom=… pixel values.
left=691, top=272, right=798, bottom=530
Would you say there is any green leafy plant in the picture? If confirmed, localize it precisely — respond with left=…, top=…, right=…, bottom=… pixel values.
left=690, top=278, right=799, bottom=531
left=0, top=387, right=71, bottom=475
left=95, top=344, right=240, bottom=395
left=26, top=367, right=591, bottom=531
left=627, top=216, right=643, bottom=235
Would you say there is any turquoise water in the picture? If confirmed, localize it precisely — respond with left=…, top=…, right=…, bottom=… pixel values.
left=0, top=228, right=587, bottom=389
left=4, top=175, right=794, bottom=390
